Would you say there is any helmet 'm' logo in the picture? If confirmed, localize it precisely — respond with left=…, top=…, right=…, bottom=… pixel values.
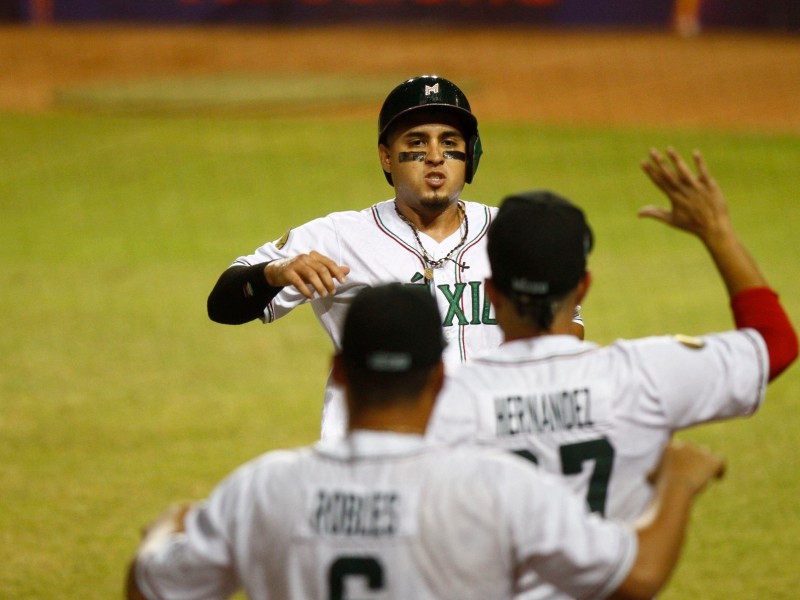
left=424, top=83, right=439, bottom=96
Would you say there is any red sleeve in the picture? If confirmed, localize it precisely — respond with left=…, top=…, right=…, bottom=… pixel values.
left=731, top=287, right=798, bottom=381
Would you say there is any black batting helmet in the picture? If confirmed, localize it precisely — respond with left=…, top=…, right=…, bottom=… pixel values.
left=378, top=75, right=483, bottom=185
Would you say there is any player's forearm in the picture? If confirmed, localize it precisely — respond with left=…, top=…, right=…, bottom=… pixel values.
left=614, top=440, right=724, bottom=599
left=207, top=263, right=282, bottom=324
left=704, top=225, right=797, bottom=380
left=702, top=226, right=768, bottom=298
left=611, top=478, right=696, bottom=600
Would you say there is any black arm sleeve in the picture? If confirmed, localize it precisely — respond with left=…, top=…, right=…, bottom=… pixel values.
left=207, top=263, right=284, bottom=325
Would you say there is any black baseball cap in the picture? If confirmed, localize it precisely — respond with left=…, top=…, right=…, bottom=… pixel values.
left=341, top=284, right=446, bottom=373
left=488, top=190, right=593, bottom=297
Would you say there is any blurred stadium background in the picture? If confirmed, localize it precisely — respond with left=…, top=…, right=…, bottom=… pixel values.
left=2, top=0, right=800, bottom=31
left=2, top=1, right=799, bottom=598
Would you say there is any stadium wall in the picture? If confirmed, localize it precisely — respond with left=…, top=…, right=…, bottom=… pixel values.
left=11, top=0, right=800, bottom=30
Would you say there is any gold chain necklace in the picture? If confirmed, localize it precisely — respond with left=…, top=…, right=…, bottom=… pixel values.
left=394, top=201, right=470, bottom=282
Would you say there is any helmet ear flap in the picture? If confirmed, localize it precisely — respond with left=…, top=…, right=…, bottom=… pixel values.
left=465, top=132, right=482, bottom=184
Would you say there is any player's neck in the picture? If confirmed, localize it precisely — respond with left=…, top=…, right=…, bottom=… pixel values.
left=345, top=370, right=441, bottom=435
left=501, top=308, right=579, bottom=342
left=347, top=404, right=429, bottom=435
left=503, top=325, right=547, bottom=342
left=395, top=199, right=463, bottom=242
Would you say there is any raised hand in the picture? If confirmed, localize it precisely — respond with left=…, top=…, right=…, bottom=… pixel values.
left=639, top=147, right=732, bottom=242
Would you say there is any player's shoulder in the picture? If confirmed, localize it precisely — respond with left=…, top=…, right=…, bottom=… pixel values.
left=316, top=199, right=395, bottom=225
left=223, top=445, right=315, bottom=486
left=611, top=330, right=767, bottom=371
left=460, top=198, right=498, bottom=219
left=280, top=203, right=390, bottom=244
left=609, top=332, right=709, bottom=355
left=315, top=205, right=375, bottom=222
left=462, top=336, right=596, bottom=371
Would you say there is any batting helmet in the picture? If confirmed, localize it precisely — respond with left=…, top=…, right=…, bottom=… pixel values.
left=378, top=75, right=483, bottom=185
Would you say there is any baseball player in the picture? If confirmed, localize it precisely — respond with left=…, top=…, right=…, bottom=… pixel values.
left=207, top=74, right=583, bottom=441
left=129, top=284, right=725, bottom=600
left=427, top=148, right=797, bottom=525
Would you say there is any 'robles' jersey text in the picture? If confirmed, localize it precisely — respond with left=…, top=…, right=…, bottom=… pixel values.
left=312, top=490, right=400, bottom=536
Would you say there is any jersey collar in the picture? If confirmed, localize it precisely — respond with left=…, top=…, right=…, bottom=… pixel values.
left=488, top=335, right=598, bottom=362
left=314, top=430, right=429, bottom=461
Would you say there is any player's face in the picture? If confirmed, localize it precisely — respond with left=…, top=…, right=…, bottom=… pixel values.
left=380, top=112, right=468, bottom=212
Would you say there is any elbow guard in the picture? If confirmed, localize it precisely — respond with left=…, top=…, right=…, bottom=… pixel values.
left=731, top=287, right=798, bottom=381
left=207, top=263, right=283, bottom=325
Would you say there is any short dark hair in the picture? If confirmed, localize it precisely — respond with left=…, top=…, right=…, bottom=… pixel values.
left=344, top=368, right=435, bottom=408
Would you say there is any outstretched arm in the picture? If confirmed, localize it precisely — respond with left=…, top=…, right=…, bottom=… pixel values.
left=610, top=440, right=725, bottom=600
left=640, top=148, right=797, bottom=380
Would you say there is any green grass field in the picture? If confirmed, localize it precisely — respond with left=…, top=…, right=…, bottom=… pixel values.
left=2, top=106, right=799, bottom=598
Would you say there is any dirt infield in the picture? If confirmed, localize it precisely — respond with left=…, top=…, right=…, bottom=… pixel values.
left=2, top=24, right=799, bottom=132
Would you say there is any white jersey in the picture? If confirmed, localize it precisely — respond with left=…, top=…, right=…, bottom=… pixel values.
left=232, top=199, right=503, bottom=440
left=135, top=431, right=636, bottom=600
left=428, top=330, right=769, bottom=521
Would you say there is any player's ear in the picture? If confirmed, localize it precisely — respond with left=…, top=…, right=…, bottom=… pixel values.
left=378, top=143, right=392, bottom=177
